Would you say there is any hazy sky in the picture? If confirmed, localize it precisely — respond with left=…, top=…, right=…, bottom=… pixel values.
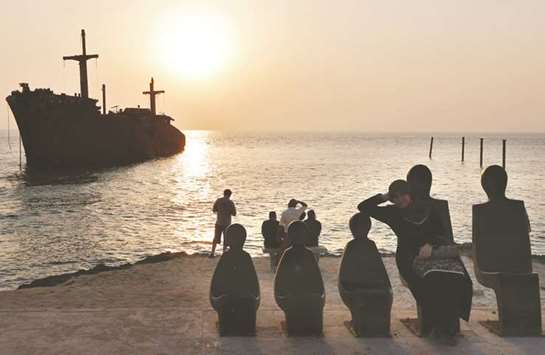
left=2, top=0, right=545, bottom=132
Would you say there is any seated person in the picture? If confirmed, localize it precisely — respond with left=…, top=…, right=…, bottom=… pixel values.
left=338, top=213, right=392, bottom=336
left=274, top=221, right=325, bottom=335
left=358, top=180, right=472, bottom=344
left=304, top=210, right=322, bottom=247
left=473, top=165, right=541, bottom=336
left=406, top=164, right=465, bottom=337
left=262, top=211, right=281, bottom=249
left=210, top=224, right=260, bottom=336
left=407, top=164, right=454, bottom=242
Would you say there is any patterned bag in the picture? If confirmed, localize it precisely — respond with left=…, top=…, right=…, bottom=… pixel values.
left=429, top=245, right=460, bottom=259
left=413, top=249, right=465, bottom=278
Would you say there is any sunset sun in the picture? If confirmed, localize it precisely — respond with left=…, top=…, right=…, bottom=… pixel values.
left=156, top=9, right=235, bottom=80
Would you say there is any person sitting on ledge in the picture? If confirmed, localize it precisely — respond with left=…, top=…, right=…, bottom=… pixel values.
left=358, top=179, right=472, bottom=345
left=406, top=164, right=454, bottom=241
left=304, top=210, right=322, bottom=247
left=262, top=211, right=281, bottom=249
left=405, top=164, right=472, bottom=336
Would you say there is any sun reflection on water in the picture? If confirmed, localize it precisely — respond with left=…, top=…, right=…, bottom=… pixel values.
left=175, top=130, right=210, bottom=177
left=173, top=130, right=212, bottom=243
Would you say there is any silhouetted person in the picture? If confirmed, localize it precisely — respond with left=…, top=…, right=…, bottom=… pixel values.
left=338, top=213, right=392, bottom=337
left=274, top=221, right=325, bottom=335
left=211, top=189, right=237, bottom=257
left=304, top=210, right=322, bottom=247
left=262, top=211, right=281, bottom=249
left=406, top=165, right=472, bottom=337
left=280, top=199, right=308, bottom=233
left=407, top=164, right=453, bottom=240
left=473, top=165, right=541, bottom=336
left=358, top=180, right=471, bottom=344
left=210, top=224, right=260, bottom=336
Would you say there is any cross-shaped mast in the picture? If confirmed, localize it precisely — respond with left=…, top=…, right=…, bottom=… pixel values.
left=142, top=78, right=165, bottom=116
left=63, top=29, right=98, bottom=99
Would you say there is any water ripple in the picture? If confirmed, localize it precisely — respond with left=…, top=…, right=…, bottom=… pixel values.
left=1, top=131, right=545, bottom=289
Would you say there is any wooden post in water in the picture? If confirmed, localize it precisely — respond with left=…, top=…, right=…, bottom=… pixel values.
left=479, top=138, right=484, bottom=168
left=502, top=139, right=506, bottom=169
left=102, top=84, right=106, bottom=115
left=461, top=137, right=465, bottom=162
left=428, top=136, right=434, bottom=159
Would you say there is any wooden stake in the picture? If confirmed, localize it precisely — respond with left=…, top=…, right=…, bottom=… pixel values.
left=502, top=139, right=506, bottom=169
left=461, top=137, right=465, bottom=162
left=102, top=84, right=106, bottom=115
left=429, top=136, right=434, bottom=159
left=479, top=138, right=484, bottom=168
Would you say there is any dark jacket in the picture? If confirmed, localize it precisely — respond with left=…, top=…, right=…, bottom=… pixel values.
left=358, top=194, right=472, bottom=321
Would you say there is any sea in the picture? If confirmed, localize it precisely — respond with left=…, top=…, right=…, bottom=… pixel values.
left=1, top=130, right=544, bottom=290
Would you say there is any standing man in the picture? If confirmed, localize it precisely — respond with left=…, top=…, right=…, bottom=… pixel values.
left=279, top=199, right=308, bottom=235
left=211, top=189, right=237, bottom=257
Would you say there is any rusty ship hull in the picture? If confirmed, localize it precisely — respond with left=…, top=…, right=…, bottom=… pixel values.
left=6, top=87, right=185, bottom=169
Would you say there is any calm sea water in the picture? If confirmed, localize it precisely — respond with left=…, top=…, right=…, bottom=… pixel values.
left=1, top=130, right=545, bottom=290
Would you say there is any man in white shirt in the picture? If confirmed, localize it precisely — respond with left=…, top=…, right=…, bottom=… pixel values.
left=280, top=199, right=308, bottom=233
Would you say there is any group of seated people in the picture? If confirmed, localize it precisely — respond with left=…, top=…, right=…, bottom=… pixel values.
left=209, top=164, right=541, bottom=344
left=261, top=200, right=322, bottom=249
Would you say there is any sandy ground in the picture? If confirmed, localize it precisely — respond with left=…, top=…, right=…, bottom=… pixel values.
left=0, top=254, right=544, bottom=354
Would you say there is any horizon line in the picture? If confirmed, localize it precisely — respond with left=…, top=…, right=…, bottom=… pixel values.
left=2, top=128, right=545, bottom=136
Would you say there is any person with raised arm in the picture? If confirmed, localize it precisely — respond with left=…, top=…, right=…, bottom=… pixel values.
left=358, top=179, right=471, bottom=345
left=279, top=199, right=308, bottom=234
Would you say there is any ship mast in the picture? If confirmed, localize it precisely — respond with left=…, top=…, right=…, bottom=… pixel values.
left=142, top=78, right=164, bottom=116
left=63, top=29, right=98, bottom=99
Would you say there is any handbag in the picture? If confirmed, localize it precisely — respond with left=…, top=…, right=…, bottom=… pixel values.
left=430, top=245, right=460, bottom=259
left=413, top=245, right=465, bottom=278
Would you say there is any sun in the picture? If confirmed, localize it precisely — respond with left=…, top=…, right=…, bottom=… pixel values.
left=156, top=9, right=235, bottom=80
